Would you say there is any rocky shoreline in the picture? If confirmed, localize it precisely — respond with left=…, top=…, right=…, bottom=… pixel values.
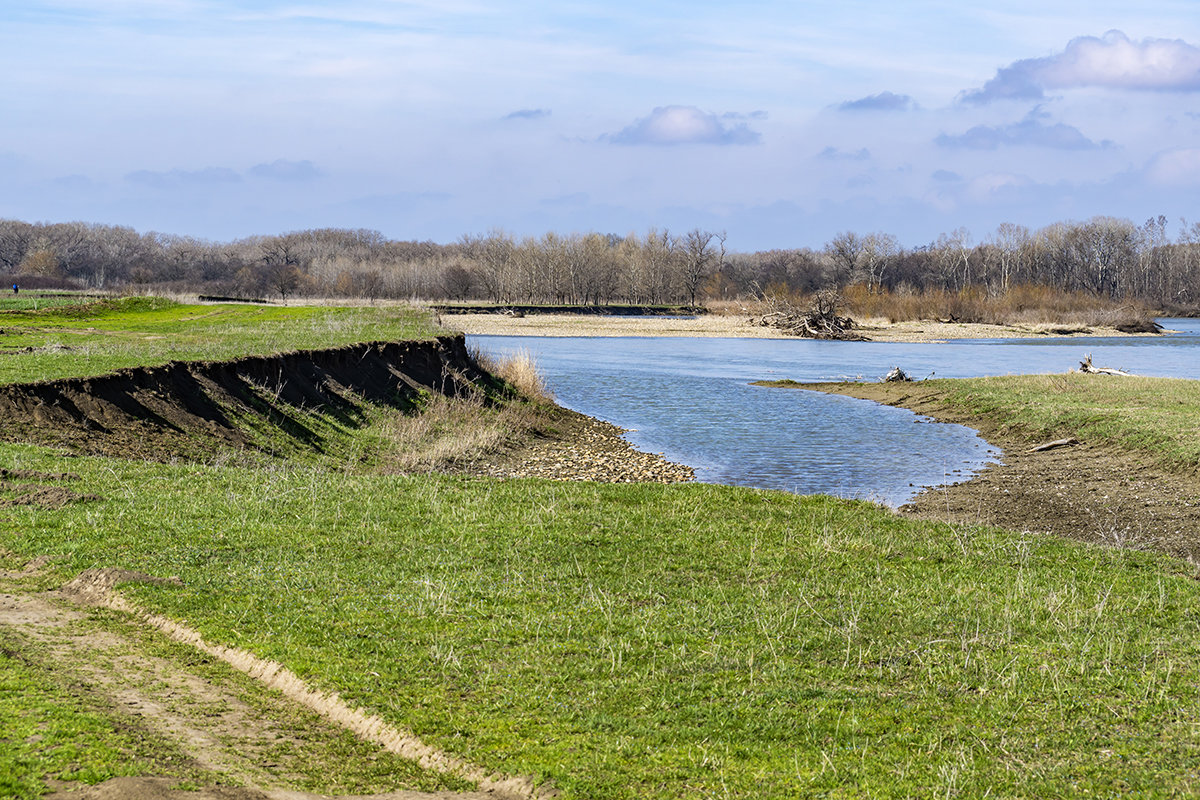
left=472, top=409, right=695, bottom=485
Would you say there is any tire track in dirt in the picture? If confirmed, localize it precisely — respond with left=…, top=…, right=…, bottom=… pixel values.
left=1, top=563, right=553, bottom=800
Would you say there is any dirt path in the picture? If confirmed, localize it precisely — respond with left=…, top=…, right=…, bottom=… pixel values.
left=806, top=382, right=1200, bottom=562
left=0, top=563, right=537, bottom=800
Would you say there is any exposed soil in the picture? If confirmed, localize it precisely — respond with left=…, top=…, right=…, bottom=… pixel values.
left=0, top=336, right=492, bottom=462
left=806, top=381, right=1200, bottom=562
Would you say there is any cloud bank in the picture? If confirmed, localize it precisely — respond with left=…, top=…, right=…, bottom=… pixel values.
left=960, top=30, right=1200, bottom=104
left=607, top=106, right=761, bottom=146
left=249, top=159, right=320, bottom=181
left=937, top=109, right=1105, bottom=149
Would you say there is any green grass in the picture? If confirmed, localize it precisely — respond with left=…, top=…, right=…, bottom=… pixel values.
left=918, top=373, right=1200, bottom=471
left=0, top=296, right=442, bottom=384
left=6, top=302, right=1200, bottom=797
left=7, top=444, right=1200, bottom=798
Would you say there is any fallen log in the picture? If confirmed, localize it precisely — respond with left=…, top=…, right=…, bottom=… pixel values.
left=1027, top=437, right=1079, bottom=453
left=1078, top=354, right=1132, bottom=376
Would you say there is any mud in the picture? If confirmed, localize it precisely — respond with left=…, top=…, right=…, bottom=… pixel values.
left=807, top=382, right=1200, bottom=562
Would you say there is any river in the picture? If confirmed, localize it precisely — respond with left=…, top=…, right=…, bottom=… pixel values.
left=469, top=318, right=1200, bottom=506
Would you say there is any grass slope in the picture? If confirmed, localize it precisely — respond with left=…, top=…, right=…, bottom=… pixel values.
left=5, top=300, right=1200, bottom=798
left=0, top=296, right=442, bottom=384
left=6, top=446, right=1200, bottom=798
left=907, top=374, right=1200, bottom=472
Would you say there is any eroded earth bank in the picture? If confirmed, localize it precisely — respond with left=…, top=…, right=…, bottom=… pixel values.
left=0, top=335, right=688, bottom=800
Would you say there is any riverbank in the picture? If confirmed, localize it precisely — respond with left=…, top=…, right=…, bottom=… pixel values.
left=468, top=407, right=695, bottom=484
left=801, top=379, right=1200, bottom=562
left=443, top=311, right=1153, bottom=342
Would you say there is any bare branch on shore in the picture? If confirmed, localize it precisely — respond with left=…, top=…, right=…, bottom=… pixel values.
left=1077, top=354, right=1133, bottom=376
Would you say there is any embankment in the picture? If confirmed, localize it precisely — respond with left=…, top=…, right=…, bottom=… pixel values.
left=0, top=335, right=496, bottom=460
left=0, top=334, right=693, bottom=483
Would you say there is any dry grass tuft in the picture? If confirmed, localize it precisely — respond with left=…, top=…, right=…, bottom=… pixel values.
left=369, top=393, right=550, bottom=474
left=471, top=347, right=555, bottom=403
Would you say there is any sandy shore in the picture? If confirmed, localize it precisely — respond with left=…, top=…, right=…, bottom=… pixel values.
left=441, top=312, right=1149, bottom=343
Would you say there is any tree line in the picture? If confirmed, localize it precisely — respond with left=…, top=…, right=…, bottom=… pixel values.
left=2, top=215, right=1199, bottom=310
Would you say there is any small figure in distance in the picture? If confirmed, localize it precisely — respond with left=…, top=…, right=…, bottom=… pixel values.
left=11, top=284, right=17, bottom=294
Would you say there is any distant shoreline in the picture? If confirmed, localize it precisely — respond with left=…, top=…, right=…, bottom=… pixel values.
left=442, top=311, right=1160, bottom=343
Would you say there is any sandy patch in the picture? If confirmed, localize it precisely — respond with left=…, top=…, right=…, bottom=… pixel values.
left=442, top=313, right=1148, bottom=343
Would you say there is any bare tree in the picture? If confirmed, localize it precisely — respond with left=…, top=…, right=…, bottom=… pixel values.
left=859, top=232, right=899, bottom=292
left=681, top=228, right=716, bottom=307
left=824, top=231, right=862, bottom=288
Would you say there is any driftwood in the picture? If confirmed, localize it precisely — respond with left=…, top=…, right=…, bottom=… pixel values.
left=751, top=290, right=867, bottom=341
left=1027, top=437, right=1079, bottom=453
left=1077, top=354, right=1132, bottom=376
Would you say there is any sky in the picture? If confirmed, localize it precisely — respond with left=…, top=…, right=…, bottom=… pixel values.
left=3, top=1, right=1200, bottom=251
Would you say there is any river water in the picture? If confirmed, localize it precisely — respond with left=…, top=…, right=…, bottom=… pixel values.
left=469, top=318, right=1200, bottom=506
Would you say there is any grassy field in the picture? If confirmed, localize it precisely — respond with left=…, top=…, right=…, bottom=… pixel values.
left=6, top=298, right=1200, bottom=797
left=911, top=373, right=1200, bottom=471
left=5, top=444, right=1200, bottom=798
left=0, top=295, right=442, bottom=384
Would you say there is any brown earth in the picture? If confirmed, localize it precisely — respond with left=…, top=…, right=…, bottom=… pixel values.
left=805, top=381, right=1200, bottom=563
left=0, top=334, right=692, bottom=484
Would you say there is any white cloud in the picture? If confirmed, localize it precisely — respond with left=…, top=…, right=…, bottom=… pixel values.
left=817, top=146, right=871, bottom=161
left=503, top=108, right=551, bottom=121
left=960, top=30, right=1200, bottom=104
left=1146, top=148, right=1200, bottom=185
left=966, top=172, right=1033, bottom=200
left=606, top=106, right=761, bottom=146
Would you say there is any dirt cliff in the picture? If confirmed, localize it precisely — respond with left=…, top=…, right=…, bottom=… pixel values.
left=0, top=335, right=495, bottom=461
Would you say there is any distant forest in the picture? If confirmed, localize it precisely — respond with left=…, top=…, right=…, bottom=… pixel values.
left=2, top=215, right=1198, bottom=311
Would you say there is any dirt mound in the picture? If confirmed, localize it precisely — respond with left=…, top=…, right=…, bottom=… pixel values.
left=60, top=567, right=183, bottom=606
left=0, top=336, right=492, bottom=462
left=0, top=467, right=99, bottom=508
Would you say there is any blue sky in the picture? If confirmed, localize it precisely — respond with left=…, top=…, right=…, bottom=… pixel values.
left=3, top=1, right=1200, bottom=250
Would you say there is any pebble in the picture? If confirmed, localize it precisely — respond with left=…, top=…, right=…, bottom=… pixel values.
left=475, top=415, right=695, bottom=484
